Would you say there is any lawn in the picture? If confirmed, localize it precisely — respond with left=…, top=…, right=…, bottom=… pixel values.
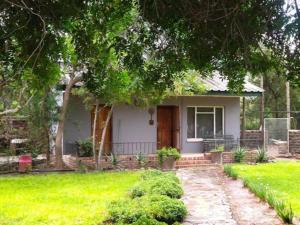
left=0, top=171, right=141, bottom=225
left=230, top=161, right=300, bottom=217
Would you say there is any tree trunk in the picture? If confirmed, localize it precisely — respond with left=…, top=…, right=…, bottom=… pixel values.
left=55, top=76, right=82, bottom=169
left=260, top=75, right=264, bottom=131
left=92, top=101, right=100, bottom=168
left=97, top=105, right=113, bottom=170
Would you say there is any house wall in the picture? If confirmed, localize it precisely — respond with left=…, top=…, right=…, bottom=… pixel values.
left=63, top=95, right=240, bottom=154
left=63, top=95, right=91, bottom=154
left=180, top=96, right=240, bottom=153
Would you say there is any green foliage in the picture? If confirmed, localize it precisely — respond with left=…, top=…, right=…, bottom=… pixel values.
left=244, top=180, right=294, bottom=223
left=149, top=195, right=187, bottom=224
left=109, top=170, right=186, bottom=224
left=233, top=147, right=246, bottom=163
left=130, top=176, right=183, bottom=199
left=256, top=147, right=268, bottom=163
left=172, top=70, right=206, bottom=96
left=136, top=152, right=146, bottom=167
left=108, top=195, right=187, bottom=225
left=157, top=147, right=181, bottom=165
left=129, top=215, right=167, bottom=225
left=223, top=165, right=238, bottom=180
left=275, top=201, right=294, bottom=224
left=111, top=153, right=118, bottom=166
left=75, top=138, right=93, bottom=157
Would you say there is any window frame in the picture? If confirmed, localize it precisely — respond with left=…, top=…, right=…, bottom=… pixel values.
left=187, top=106, right=224, bottom=142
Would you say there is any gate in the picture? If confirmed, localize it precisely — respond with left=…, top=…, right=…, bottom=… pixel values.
left=264, top=118, right=289, bottom=157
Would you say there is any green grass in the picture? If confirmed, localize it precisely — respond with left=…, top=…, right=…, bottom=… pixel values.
left=230, top=161, right=300, bottom=217
left=0, top=171, right=141, bottom=225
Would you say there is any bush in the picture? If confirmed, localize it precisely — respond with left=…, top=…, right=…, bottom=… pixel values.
left=107, top=195, right=186, bottom=224
left=149, top=195, right=187, bottom=224
left=256, top=147, right=268, bottom=163
left=75, top=138, right=93, bottom=157
left=157, top=147, right=181, bottom=165
left=129, top=215, right=167, bottom=225
left=233, top=147, right=246, bottom=163
left=223, top=165, right=238, bottom=180
left=107, top=199, right=147, bottom=224
left=130, top=171, right=183, bottom=199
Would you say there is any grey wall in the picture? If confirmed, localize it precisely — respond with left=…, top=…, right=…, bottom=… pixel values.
left=63, top=95, right=240, bottom=154
left=112, top=105, right=157, bottom=143
left=63, top=95, right=91, bottom=154
left=179, top=96, right=240, bottom=153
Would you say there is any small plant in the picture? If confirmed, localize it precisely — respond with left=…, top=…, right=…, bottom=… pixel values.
left=136, top=152, right=146, bottom=167
left=250, top=183, right=268, bottom=201
left=110, top=153, right=118, bottom=166
left=266, top=191, right=277, bottom=209
left=157, top=147, right=181, bottom=165
left=256, top=147, right=268, bottom=163
left=223, top=165, right=238, bottom=180
left=75, top=138, right=93, bottom=157
left=274, top=200, right=294, bottom=224
left=233, top=147, right=246, bottom=163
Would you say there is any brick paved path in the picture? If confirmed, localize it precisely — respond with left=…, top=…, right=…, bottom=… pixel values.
left=177, top=167, right=283, bottom=225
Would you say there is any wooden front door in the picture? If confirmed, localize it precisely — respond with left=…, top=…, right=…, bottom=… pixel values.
left=157, top=106, right=180, bottom=150
left=91, top=105, right=112, bottom=155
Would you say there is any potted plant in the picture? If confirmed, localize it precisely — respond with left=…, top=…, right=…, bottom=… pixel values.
left=157, top=147, right=181, bottom=170
left=210, top=145, right=224, bottom=164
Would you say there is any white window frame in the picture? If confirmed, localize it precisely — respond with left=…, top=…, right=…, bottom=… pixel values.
left=187, top=106, right=224, bottom=142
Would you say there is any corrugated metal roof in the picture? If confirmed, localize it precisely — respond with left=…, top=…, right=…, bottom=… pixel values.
left=200, top=75, right=264, bottom=94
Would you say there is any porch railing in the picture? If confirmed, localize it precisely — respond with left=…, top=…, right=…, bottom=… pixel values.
left=111, top=142, right=157, bottom=155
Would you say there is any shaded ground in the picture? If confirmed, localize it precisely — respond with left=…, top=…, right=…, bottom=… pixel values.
left=177, top=167, right=282, bottom=225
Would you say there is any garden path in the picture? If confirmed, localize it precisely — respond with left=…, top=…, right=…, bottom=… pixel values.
left=177, top=166, right=283, bottom=225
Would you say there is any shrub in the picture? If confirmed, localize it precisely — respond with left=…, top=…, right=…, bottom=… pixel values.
left=129, top=215, right=167, bottom=225
left=107, top=195, right=187, bottom=224
left=149, top=195, right=187, bottom=224
left=107, top=199, right=147, bottom=224
left=75, top=138, right=93, bottom=157
left=130, top=174, right=183, bottom=199
left=233, top=147, right=246, bottom=163
left=149, top=178, right=183, bottom=199
left=157, top=147, right=181, bottom=165
left=256, top=147, right=268, bottom=163
left=130, top=184, right=146, bottom=198
left=223, top=165, right=238, bottom=180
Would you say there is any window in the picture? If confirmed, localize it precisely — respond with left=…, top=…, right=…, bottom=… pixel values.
left=187, top=106, right=224, bottom=141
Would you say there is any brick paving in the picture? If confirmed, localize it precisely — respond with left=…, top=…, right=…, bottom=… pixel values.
left=177, top=167, right=283, bottom=225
